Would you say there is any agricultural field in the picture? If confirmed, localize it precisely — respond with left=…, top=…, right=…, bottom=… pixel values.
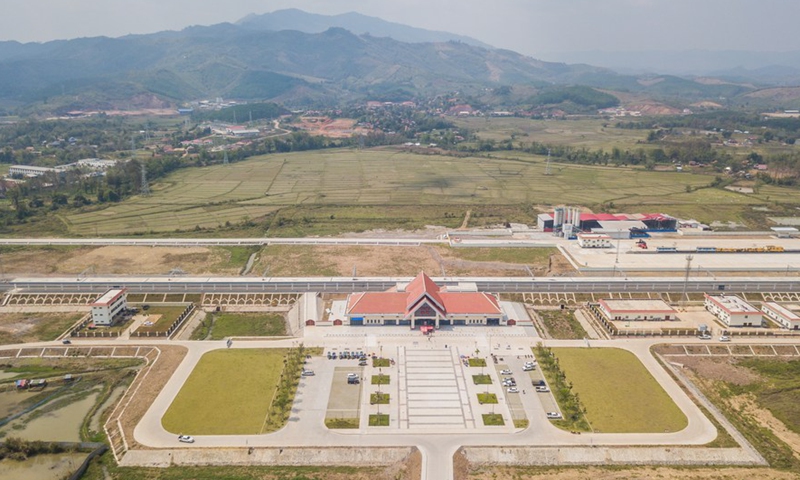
left=250, top=244, right=561, bottom=277
left=453, top=117, right=649, bottom=150
left=0, top=245, right=246, bottom=276
left=56, top=146, right=793, bottom=236
left=551, top=347, right=687, bottom=433
left=191, top=313, right=287, bottom=340
left=0, top=313, right=84, bottom=345
left=161, top=349, right=287, bottom=435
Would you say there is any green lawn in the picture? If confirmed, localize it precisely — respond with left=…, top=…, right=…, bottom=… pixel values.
left=472, top=374, right=492, bottom=385
left=371, top=374, right=390, bottom=385
left=324, top=418, right=359, bottom=429
left=477, top=393, right=498, bottom=404
left=368, top=414, right=390, bottom=426
left=482, top=414, right=505, bottom=426
left=373, top=358, right=390, bottom=368
left=207, top=313, right=286, bottom=339
left=161, top=349, right=287, bottom=435
left=468, top=358, right=487, bottom=367
left=552, top=348, right=687, bottom=433
left=370, top=393, right=390, bottom=405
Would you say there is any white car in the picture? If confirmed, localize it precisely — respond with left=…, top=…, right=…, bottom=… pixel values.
left=347, top=373, right=359, bottom=378
left=698, top=334, right=712, bottom=340
left=500, top=369, right=512, bottom=375
left=535, top=386, right=549, bottom=393
left=507, top=387, right=520, bottom=393
left=178, top=435, right=195, bottom=443
left=719, top=335, right=731, bottom=342
left=522, top=365, right=535, bottom=371
left=546, top=412, right=562, bottom=419
left=301, top=370, right=315, bottom=376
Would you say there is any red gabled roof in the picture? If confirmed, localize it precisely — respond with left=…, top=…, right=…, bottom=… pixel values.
left=347, top=292, right=408, bottom=315
left=346, top=272, right=501, bottom=317
left=439, top=292, right=501, bottom=314
left=405, top=272, right=445, bottom=312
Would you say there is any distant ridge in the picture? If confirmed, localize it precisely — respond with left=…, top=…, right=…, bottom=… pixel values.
left=237, top=8, right=494, bottom=49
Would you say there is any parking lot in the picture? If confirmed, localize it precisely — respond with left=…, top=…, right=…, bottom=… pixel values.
left=325, top=366, right=364, bottom=422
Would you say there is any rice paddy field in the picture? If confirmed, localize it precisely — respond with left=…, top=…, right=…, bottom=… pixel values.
left=58, top=145, right=791, bottom=235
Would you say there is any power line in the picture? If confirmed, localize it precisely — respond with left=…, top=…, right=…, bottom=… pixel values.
left=140, top=162, right=150, bottom=196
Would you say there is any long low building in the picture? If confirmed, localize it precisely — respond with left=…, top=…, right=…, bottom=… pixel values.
left=342, top=272, right=505, bottom=328
left=761, top=302, right=800, bottom=330
left=704, top=294, right=761, bottom=327
left=597, top=298, right=678, bottom=321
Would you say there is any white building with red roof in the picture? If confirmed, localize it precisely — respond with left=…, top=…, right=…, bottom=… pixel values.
left=344, top=272, right=504, bottom=328
left=90, top=288, right=128, bottom=326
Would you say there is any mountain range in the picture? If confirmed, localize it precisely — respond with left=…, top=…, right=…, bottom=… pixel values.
left=0, top=10, right=795, bottom=112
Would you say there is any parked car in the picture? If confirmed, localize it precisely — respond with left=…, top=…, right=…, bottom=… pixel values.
left=546, top=412, right=562, bottom=419
left=347, top=373, right=359, bottom=378
left=500, top=369, right=512, bottom=375
left=347, top=377, right=360, bottom=385
left=522, top=365, right=535, bottom=371
left=178, top=435, right=195, bottom=443
left=507, top=387, right=520, bottom=393
left=698, top=334, right=712, bottom=340
left=358, top=360, right=368, bottom=366
left=61, top=339, right=72, bottom=345
left=719, top=335, right=731, bottom=342
left=535, top=386, right=549, bottom=393
left=301, top=370, right=315, bottom=376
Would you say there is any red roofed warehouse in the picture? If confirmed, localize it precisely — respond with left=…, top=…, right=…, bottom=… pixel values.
left=345, top=272, right=504, bottom=328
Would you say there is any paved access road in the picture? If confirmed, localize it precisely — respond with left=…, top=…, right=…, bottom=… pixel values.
left=9, top=332, right=794, bottom=479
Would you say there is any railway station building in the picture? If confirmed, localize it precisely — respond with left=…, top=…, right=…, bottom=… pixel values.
left=704, top=294, right=761, bottom=327
left=90, top=288, right=128, bottom=326
left=344, top=272, right=504, bottom=328
left=761, top=302, right=800, bottom=330
left=596, top=299, right=678, bottom=321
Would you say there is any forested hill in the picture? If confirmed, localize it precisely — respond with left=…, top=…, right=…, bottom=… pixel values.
left=0, top=22, right=609, bottom=109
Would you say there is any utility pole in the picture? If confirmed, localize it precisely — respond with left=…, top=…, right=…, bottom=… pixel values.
left=681, top=255, right=693, bottom=305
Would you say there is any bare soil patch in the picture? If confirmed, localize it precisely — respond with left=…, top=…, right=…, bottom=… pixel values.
left=119, top=345, right=187, bottom=449
left=0, top=246, right=238, bottom=275
left=668, top=356, right=760, bottom=386
left=729, top=394, right=800, bottom=460
left=253, top=244, right=562, bottom=277
left=464, top=466, right=800, bottom=480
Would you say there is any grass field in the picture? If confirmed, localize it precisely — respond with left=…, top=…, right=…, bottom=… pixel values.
left=206, top=313, right=286, bottom=339
left=552, top=348, right=687, bottom=433
left=56, top=145, right=794, bottom=236
left=161, top=349, right=286, bottom=435
left=0, top=313, right=84, bottom=345
left=733, top=358, right=800, bottom=435
left=537, top=310, right=587, bottom=339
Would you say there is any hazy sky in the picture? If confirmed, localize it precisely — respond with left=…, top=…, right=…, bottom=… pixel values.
left=3, top=0, right=799, bottom=55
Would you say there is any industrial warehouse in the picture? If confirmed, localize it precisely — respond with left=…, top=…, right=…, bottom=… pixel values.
left=340, top=272, right=507, bottom=328
left=538, top=206, right=678, bottom=238
left=596, top=299, right=679, bottom=321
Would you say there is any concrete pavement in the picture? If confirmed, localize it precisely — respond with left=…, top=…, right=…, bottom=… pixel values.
left=4, top=329, right=792, bottom=479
